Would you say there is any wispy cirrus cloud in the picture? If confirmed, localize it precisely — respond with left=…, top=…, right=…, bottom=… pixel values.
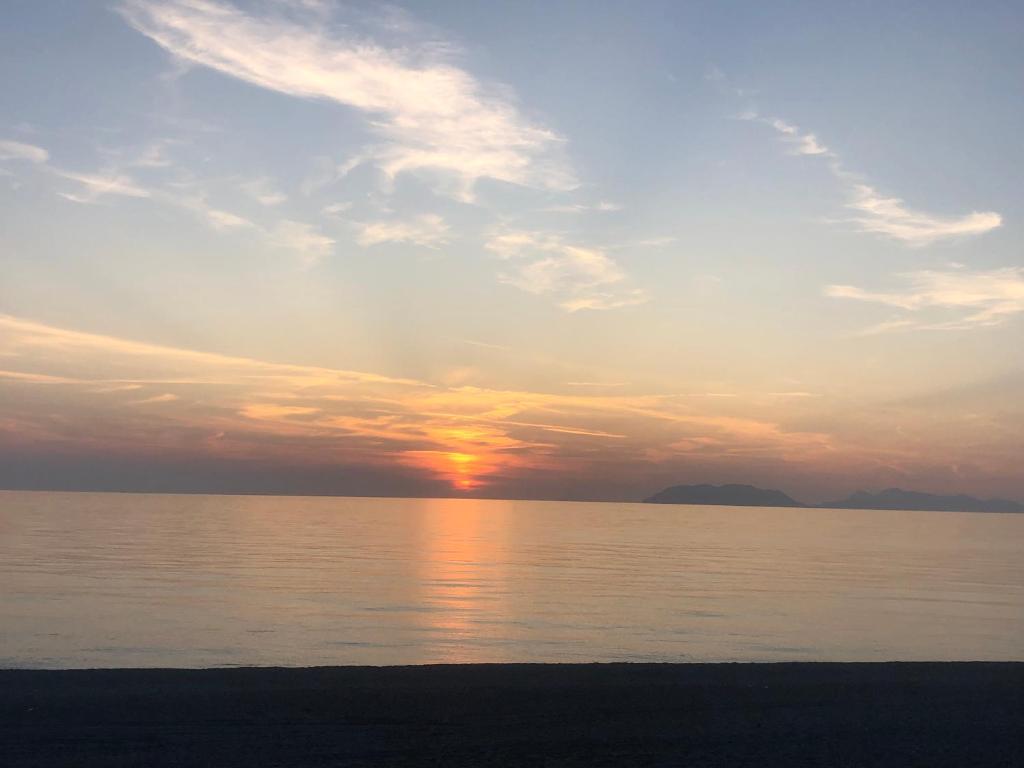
left=114, top=178, right=330, bottom=264
left=103, top=1, right=661, bottom=308
left=203, top=207, right=255, bottom=231
left=170, top=192, right=255, bottom=231
left=486, top=229, right=646, bottom=311
left=196, top=210, right=333, bottom=265
left=133, top=393, right=179, bottom=405
left=627, top=236, right=676, bottom=249
left=748, top=114, right=832, bottom=157
left=55, top=169, right=152, bottom=203
left=826, top=266, right=1024, bottom=332
left=96, top=138, right=177, bottom=170
left=355, top=213, right=449, bottom=248
left=270, top=220, right=335, bottom=265
left=545, top=201, right=622, bottom=214
left=240, top=176, right=287, bottom=206
left=0, top=138, right=49, bottom=164
left=743, top=110, right=1002, bottom=246
left=129, top=140, right=175, bottom=169
left=845, top=183, right=1002, bottom=247
left=118, top=0, right=575, bottom=202
left=3, top=4, right=644, bottom=308
left=322, top=201, right=352, bottom=217
left=53, top=139, right=183, bottom=203
left=9, top=137, right=331, bottom=264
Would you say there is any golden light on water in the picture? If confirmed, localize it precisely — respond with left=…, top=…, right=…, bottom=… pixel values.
left=412, top=498, right=512, bottom=662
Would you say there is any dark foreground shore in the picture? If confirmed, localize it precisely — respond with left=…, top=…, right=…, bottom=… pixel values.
left=3, top=663, right=1023, bottom=767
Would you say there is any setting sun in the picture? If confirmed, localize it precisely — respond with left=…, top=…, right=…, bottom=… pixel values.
left=448, top=452, right=480, bottom=490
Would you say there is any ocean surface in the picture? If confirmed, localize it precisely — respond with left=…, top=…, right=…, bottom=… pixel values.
left=1, top=491, right=1022, bottom=668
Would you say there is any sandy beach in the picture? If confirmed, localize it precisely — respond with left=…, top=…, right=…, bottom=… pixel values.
left=3, top=662, right=1022, bottom=766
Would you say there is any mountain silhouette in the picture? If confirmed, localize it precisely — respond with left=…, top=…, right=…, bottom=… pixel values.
left=821, top=488, right=1024, bottom=514
left=644, top=483, right=805, bottom=507
left=644, top=484, right=1024, bottom=513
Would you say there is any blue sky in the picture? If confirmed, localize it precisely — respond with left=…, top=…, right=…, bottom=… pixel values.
left=1, top=0, right=1022, bottom=501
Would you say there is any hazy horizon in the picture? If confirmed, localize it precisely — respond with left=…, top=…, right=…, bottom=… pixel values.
left=3, top=477, right=1023, bottom=510
left=2, top=1, right=1022, bottom=503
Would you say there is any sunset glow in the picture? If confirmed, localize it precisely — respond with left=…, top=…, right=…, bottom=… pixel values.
left=0, top=1, right=1021, bottom=503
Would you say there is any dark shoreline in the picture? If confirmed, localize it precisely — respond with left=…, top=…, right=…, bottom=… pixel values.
left=4, top=662, right=1023, bottom=766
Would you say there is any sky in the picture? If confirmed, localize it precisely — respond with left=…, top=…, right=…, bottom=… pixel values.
left=1, top=0, right=1022, bottom=503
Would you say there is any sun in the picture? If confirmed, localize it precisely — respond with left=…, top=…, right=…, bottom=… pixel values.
left=447, top=452, right=480, bottom=491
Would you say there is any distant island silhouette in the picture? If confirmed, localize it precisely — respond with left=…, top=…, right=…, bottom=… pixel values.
left=820, top=488, right=1024, bottom=514
left=644, top=484, right=1023, bottom=513
left=645, top=484, right=805, bottom=507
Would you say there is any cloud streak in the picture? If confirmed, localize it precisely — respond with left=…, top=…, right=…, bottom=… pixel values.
left=55, top=169, right=152, bottom=203
left=241, top=177, right=287, bottom=206
left=0, top=3, right=643, bottom=308
left=1, top=130, right=335, bottom=265
left=845, top=183, right=1003, bottom=247
left=356, top=214, right=449, bottom=248
left=826, top=266, right=1024, bottom=331
left=0, top=139, right=49, bottom=164
left=545, top=201, right=622, bottom=214
left=486, top=230, right=647, bottom=311
left=759, top=117, right=832, bottom=157
left=743, top=110, right=1002, bottom=246
left=118, top=0, right=575, bottom=202
left=270, top=220, right=335, bottom=265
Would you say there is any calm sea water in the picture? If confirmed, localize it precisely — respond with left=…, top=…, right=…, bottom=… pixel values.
left=1, top=491, right=1022, bottom=668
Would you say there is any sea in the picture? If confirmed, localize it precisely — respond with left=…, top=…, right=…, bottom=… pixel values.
left=1, top=491, right=1021, bottom=668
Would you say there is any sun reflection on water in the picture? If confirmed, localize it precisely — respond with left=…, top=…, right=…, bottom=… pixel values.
left=412, top=498, right=512, bottom=662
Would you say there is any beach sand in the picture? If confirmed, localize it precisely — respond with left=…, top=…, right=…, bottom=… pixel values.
left=3, top=662, right=1023, bottom=766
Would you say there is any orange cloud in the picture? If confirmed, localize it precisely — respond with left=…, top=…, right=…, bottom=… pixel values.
left=0, top=313, right=948, bottom=495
